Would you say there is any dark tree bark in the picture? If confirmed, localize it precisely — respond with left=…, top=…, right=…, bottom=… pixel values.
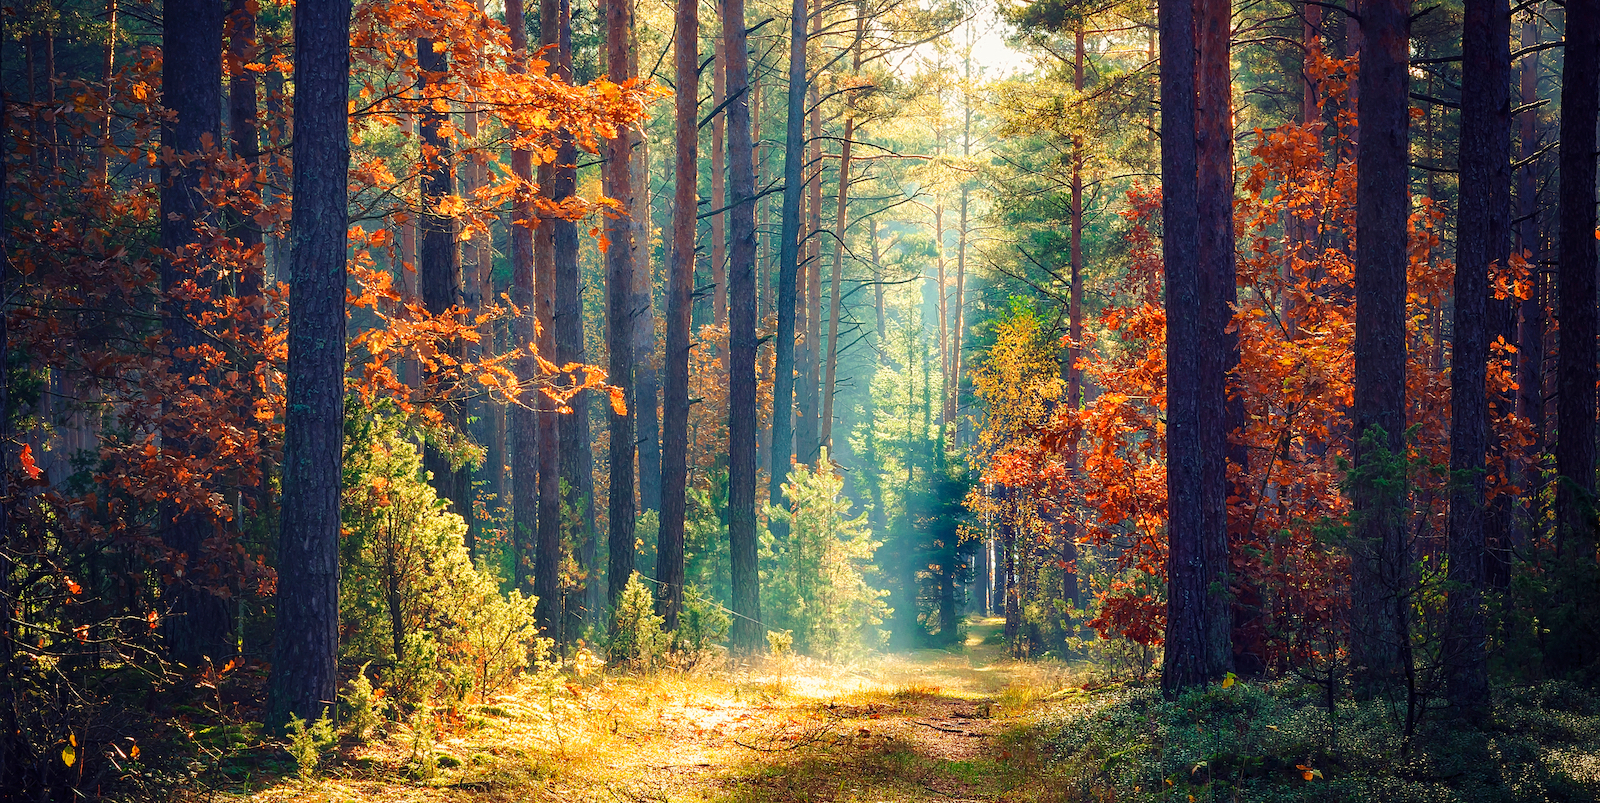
left=506, top=0, right=539, bottom=598
left=1350, top=0, right=1411, bottom=686
left=1160, top=0, right=1219, bottom=696
left=268, top=0, right=349, bottom=731
left=1555, top=0, right=1600, bottom=558
left=417, top=35, right=474, bottom=557
left=1447, top=0, right=1509, bottom=724
left=605, top=0, right=638, bottom=611
left=658, top=0, right=698, bottom=630
left=725, top=0, right=762, bottom=652
left=159, top=0, right=231, bottom=666
left=1196, top=0, right=1239, bottom=679
left=767, top=0, right=808, bottom=536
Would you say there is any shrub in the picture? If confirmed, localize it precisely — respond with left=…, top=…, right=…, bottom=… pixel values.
left=342, top=663, right=385, bottom=742
left=609, top=572, right=669, bottom=668
left=763, top=449, right=890, bottom=661
left=285, top=710, right=336, bottom=781
left=673, top=584, right=731, bottom=663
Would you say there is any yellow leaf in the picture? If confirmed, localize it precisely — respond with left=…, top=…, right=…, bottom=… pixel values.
left=61, top=745, right=76, bottom=767
left=1221, top=672, right=1236, bottom=689
left=130, top=744, right=140, bottom=760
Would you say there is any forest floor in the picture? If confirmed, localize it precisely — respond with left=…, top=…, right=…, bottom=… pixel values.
left=226, top=617, right=1084, bottom=803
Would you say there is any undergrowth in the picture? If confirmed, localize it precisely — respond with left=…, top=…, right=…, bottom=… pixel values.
left=1023, top=678, right=1600, bottom=802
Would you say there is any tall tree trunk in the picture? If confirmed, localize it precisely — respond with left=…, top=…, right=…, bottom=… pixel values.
left=1447, top=0, right=1509, bottom=724
left=658, top=0, right=698, bottom=630
left=1160, top=0, right=1223, bottom=696
left=506, top=0, right=539, bottom=597
left=797, top=76, right=823, bottom=466
left=633, top=89, right=662, bottom=514
left=605, top=0, right=638, bottom=612
left=821, top=18, right=863, bottom=452
left=872, top=218, right=885, bottom=339
left=546, top=0, right=598, bottom=637
left=712, top=29, right=729, bottom=332
left=1063, top=23, right=1086, bottom=622
left=1555, top=0, right=1600, bottom=559
left=533, top=0, right=566, bottom=638
left=768, top=0, right=809, bottom=535
left=228, top=0, right=267, bottom=514
left=1514, top=13, right=1544, bottom=551
left=268, top=0, right=349, bottom=730
left=1350, top=0, right=1411, bottom=687
left=1197, top=0, right=1239, bottom=678
left=159, top=0, right=231, bottom=666
left=934, top=195, right=948, bottom=437
left=725, top=0, right=762, bottom=651
left=417, top=36, right=473, bottom=557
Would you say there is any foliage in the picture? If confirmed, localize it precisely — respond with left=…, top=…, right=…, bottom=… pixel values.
left=674, top=584, right=732, bottom=662
left=763, top=450, right=891, bottom=661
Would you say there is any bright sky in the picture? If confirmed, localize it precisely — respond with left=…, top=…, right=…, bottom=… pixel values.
left=965, top=0, right=1031, bottom=79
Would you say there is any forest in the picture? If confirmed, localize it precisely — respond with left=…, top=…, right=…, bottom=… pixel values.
left=2, top=0, right=1600, bottom=799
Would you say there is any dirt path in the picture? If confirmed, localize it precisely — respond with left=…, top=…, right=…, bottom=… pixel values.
left=244, top=618, right=1072, bottom=803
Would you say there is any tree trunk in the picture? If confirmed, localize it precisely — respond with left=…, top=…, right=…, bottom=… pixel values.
left=604, top=0, right=638, bottom=613
left=1350, top=0, right=1411, bottom=687
left=1160, top=0, right=1223, bottom=696
left=1555, top=0, right=1600, bottom=559
left=821, top=19, right=862, bottom=452
left=1447, top=0, right=1509, bottom=724
left=532, top=0, right=566, bottom=638
left=712, top=28, right=729, bottom=332
left=768, top=0, right=809, bottom=535
left=658, top=0, right=698, bottom=630
left=417, top=36, right=473, bottom=557
left=228, top=0, right=267, bottom=514
left=725, top=0, right=762, bottom=651
left=1197, top=0, right=1240, bottom=678
left=268, top=0, right=349, bottom=731
left=797, top=76, right=823, bottom=467
left=159, top=0, right=231, bottom=666
left=633, top=100, right=662, bottom=514
left=1514, top=13, right=1544, bottom=552
left=506, top=0, right=539, bottom=598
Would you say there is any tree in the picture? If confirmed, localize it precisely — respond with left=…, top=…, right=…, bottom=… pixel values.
left=1350, top=0, right=1411, bottom=686
left=604, top=0, right=638, bottom=612
left=416, top=32, right=472, bottom=557
left=768, top=0, right=810, bottom=537
left=658, top=0, right=698, bottom=630
left=1555, top=0, right=1599, bottom=559
left=725, top=0, right=763, bottom=652
left=1447, top=0, right=1510, bottom=722
left=159, top=0, right=230, bottom=665
left=1159, top=0, right=1223, bottom=696
left=268, top=0, right=351, bottom=731
left=507, top=0, right=539, bottom=597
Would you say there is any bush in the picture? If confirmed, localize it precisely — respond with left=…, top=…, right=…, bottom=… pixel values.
left=342, top=663, right=385, bottom=742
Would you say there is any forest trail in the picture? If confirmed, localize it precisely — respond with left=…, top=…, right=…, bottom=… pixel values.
left=251, top=617, right=1074, bottom=802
